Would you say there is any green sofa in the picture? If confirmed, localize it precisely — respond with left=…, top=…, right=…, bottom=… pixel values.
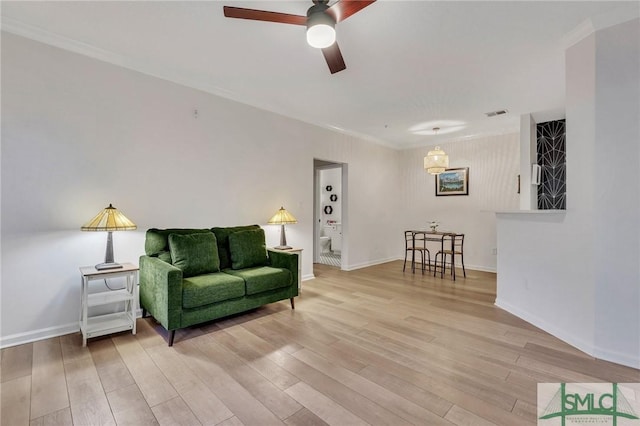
left=139, top=225, right=298, bottom=346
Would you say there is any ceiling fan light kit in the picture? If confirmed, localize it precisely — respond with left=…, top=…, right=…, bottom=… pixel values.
left=223, top=0, right=376, bottom=74
left=307, top=24, right=335, bottom=48
left=306, top=5, right=336, bottom=49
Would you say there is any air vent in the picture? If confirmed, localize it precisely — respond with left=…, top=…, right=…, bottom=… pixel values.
left=485, top=109, right=508, bottom=117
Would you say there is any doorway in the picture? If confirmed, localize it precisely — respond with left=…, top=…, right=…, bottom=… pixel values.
left=313, top=159, right=347, bottom=270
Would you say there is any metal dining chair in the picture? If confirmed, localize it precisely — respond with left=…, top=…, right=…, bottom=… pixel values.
left=403, top=231, right=430, bottom=274
left=433, top=233, right=466, bottom=280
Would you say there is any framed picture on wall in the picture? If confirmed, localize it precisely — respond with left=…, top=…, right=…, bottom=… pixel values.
left=435, top=167, right=469, bottom=196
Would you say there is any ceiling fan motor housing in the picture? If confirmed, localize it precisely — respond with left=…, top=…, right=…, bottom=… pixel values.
left=306, top=3, right=335, bottom=27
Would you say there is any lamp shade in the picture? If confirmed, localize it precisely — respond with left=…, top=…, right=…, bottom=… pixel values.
left=267, top=207, right=298, bottom=225
left=424, top=146, right=449, bottom=175
left=81, top=204, right=137, bottom=231
left=81, top=203, right=136, bottom=270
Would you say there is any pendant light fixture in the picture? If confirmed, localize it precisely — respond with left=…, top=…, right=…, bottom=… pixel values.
left=424, top=128, right=449, bottom=175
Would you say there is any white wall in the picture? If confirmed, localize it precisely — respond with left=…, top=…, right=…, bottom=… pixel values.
left=496, top=18, right=640, bottom=369
left=400, top=133, right=520, bottom=272
left=0, top=33, right=402, bottom=345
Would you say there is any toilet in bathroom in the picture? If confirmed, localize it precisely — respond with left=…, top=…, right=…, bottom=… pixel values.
left=319, top=236, right=331, bottom=253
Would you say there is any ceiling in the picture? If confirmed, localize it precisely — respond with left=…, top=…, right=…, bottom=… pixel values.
left=2, top=1, right=638, bottom=149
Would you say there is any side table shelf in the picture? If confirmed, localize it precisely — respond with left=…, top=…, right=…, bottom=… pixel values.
left=79, top=263, right=138, bottom=346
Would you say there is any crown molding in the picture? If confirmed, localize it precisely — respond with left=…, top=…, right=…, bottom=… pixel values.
left=563, top=7, right=640, bottom=49
left=1, top=16, right=125, bottom=66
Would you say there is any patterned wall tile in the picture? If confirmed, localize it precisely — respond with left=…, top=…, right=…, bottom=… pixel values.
left=537, top=119, right=566, bottom=210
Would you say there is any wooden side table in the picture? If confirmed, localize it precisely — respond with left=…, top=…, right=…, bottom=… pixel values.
left=79, top=262, right=138, bottom=346
left=270, top=248, right=303, bottom=290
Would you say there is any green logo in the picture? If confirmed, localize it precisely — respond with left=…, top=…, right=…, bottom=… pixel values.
left=539, top=383, right=639, bottom=425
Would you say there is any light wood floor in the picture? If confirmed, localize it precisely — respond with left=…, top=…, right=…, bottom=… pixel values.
left=2, top=261, right=639, bottom=425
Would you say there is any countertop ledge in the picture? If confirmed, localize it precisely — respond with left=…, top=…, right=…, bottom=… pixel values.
left=494, top=210, right=567, bottom=214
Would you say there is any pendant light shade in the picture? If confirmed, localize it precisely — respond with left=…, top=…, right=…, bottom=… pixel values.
left=424, top=146, right=449, bottom=175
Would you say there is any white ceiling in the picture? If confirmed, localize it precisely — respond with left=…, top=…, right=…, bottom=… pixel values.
left=2, top=1, right=638, bottom=149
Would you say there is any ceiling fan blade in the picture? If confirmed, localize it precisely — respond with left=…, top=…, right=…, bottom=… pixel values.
left=326, top=0, right=376, bottom=23
left=322, top=42, right=346, bottom=74
left=223, top=6, right=307, bottom=25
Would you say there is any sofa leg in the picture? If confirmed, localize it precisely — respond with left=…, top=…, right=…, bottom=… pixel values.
left=290, top=297, right=295, bottom=310
left=141, top=308, right=147, bottom=318
left=168, top=330, right=175, bottom=347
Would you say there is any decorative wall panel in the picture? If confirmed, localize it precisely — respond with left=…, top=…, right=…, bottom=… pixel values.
left=537, top=120, right=566, bottom=209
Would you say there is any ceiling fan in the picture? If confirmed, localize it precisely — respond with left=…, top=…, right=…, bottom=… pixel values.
left=223, top=0, right=376, bottom=74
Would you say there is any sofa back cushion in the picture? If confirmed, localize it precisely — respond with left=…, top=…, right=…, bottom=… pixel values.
left=212, top=225, right=261, bottom=270
left=228, top=228, right=268, bottom=270
left=145, top=228, right=211, bottom=262
left=168, top=232, right=220, bottom=277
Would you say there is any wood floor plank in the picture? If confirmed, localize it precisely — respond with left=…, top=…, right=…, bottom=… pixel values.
left=1, top=375, right=31, bottom=426
left=150, top=396, right=202, bottom=426
left=213, top=326, right=302, bottom=390
left=260, top=342, right=415, bottom=425
left=216, top=416, right=245, bottom=426
left=331, top=338, right=532, bottom=425
left=29, top=407, right=73, bottom=426
left=197, top=334, right=303, bottom=421
left=63, top=356, right=115, bottom=425
left=30, top=338, right=69, bottom=419
left=106, top=383, right=158, bottom=425
left=145, top=343, right=234, bottom=425
left=284, top=382, right=368, bottom=426
left=112, top=334, right=178, bottom=407
left=89, top=338, right=136, bottom=394
left=176, top=338, right=285, bottom=426
left=284, top=408, right=329, bottom=426
left=444, top=405, right=497, bottom=426
left=1, top=342, right=33, bottom=383
left=292, top=348, right=452, bottom=425
left=358, top=365, right=453, bottom=418
left=255, top=315, right=368, bottom=373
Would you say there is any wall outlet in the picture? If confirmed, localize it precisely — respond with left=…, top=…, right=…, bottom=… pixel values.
left=492, top=248, right=497, bottom=255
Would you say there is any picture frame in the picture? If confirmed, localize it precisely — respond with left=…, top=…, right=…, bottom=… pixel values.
left=435, top=167, right=469, bottom=196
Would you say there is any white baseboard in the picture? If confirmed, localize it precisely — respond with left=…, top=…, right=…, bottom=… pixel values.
left=343, top=256, right=399, bottom=271
left=302, top=273, right=315, bottom=281
left=390, top=257, right=496, bottom=274
left=592, top=346, right=640, bottom=370
left=0, top=322, right=79, bottom=349
left=1, top=311, right=147, bottom=349
left=495, top=298, right=639, bottom=369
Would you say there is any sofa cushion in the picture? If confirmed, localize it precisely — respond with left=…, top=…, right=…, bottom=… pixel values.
left=169, top=232, right=220, bottom=277
left=182, top=272, right=245, bottom=308
left=225, top=266, right=292, bottom=295
left=146, top=228, right=211, bottom=258
left=228, top=228, right=268, bottom=270
left=212, top=225, right=261, bottom=270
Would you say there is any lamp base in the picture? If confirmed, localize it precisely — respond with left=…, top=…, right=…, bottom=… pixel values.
left=95, top=262, right=123, bottom=271
left=273, top=245, right=293, bottom=250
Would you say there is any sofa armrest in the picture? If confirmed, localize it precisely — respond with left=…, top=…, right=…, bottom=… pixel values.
left=139, top=255, right=183, bottom=331
left=267, top=250, right=298, bottom=288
